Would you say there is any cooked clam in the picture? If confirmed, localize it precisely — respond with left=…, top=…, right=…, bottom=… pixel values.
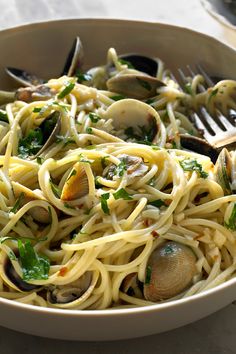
left=117, top=54, right=159, bottom=77
left=47, top=271, right=94, bottom=305
left=215, top=148, right=232, bottom=195
left=180, top=134, right=219, bottom=163
left=104, top=154, right=148, bottom=181
left=16, top=84, right=54, bottom=103
left=105, top=98, right=163, bottom=144
left=61, top=36, right=84, bottom=77
left=61, top=161, right=89, bottom=201
left=107, top=73, right=164, bottom=100
left=12, top=181, right=52, bottom=224
left=144, top=241, right=197, bottom=301
left=6, top=67, right=45, bottom=87
left=3, top=254, right=39, bottom=292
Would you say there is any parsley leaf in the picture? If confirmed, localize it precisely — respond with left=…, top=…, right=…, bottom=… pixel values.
left=18, top=128, right=43, bottom=158
left=225, top=203, right=236, bottom=230
left=89, top=112, right=101, bottom=123
left=56, top=135, right=75, bottom=146
left=180, top=159, right=208, bottom=179
left=118, top=58, right=134, bottom=68
left=18, top=239, right=50, bottom=281
left=58, top=82, right=75, bottom=99
left=101, top=193, right=110, bottom=215
left=208, top=88, right=218, bottom=104
left=116, top=160, right=127, bottom=177
left=145, top=265, right=152, bottom=284
left=0, top=109, right=9, bottom=122
left=76, top=70, right=92, bottom=83
left=33, top=107, right=42, bottom=113
left=113, top=188, right=133, bottom=200
left=184, top=82, right=193, bottom=95
left=136, top=77, right=152, bottom=91
left=110, top=95, right=126, bottom=101
left=148, top=199, right=165, bottom=208
left=9, top=193, right=24, bottom=213
left=49, top=179, right=61, bottom=198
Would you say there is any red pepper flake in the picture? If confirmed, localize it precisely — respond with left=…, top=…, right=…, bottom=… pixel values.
left=59, top=267, right=68, bottom=276
left=164, top=199, right=172, bottom=206
left=151, top=230, right=159, bottom=238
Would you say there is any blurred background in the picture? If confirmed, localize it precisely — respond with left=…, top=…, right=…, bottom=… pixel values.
left=1, top=0, right=236, bottom=48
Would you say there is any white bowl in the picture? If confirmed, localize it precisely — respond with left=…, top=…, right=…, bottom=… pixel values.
left=1, top=18, right=236, bottom=341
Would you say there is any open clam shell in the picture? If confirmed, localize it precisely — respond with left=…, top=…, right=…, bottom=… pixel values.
left=61, top=36, right=84, bottom=77
left=107, top=73, right=165, bottom=100
left=12, top=181, right=52, bottom=224
left=117, top=54, right=159, bottom=77
left=215, top=148, right=232, bottom=195
left=105, top=98, right=162, bottom=144
left=6, top=67, right=45, bottom=87
left=144, top=241, right=197, bottom=301
left=60, top=161, right=89, bottom=201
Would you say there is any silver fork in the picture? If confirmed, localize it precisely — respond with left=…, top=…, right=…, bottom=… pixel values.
left=177, top=65, right=236, bottom=150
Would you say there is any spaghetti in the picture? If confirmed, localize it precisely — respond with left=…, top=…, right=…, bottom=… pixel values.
left=0, top=47, right=235, bottom=310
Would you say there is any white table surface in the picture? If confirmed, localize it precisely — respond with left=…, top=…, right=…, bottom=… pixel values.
left=1, top=0, right=236, bottom=352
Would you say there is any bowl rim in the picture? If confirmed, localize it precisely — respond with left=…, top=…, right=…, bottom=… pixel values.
left=0, top=17, right=236, bottom=318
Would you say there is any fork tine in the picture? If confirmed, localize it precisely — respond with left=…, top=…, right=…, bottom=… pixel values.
left=190, top=111, right=213, bottom=141
left=216, top=109, right=235, bottom=130
left=196, top=64, right=215, bottom=87
left=199, top=107, right=224, bottom=135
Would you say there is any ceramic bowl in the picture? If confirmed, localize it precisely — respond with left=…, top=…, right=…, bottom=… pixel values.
left=1, top=19, right=236, bottom=341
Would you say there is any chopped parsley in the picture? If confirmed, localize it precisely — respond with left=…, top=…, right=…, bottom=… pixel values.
left=101, top=156, right=109, bottom=169
left=208, top=88, right=218, bottom=104
left=145, top=266, right=152, bottom=284
left=124, top=118, right=157, bottom=145
left=180, top=158, right=208, bottom=179
left=89, top=112, right=101, bottom=123
left=58, top=82, right=75, bottom=99
left=18, top=128, right=43, bottom=158
left=76, top=70, right=92, bottom=83
left=110, top=95, right=126, bottom=101
left=0, top=109, right=9, bottom=122
left=148, top=199, right=165, bottom=208
left=49, top=179, right=61, bottom=198
left=101, top=193, right=110, bottom=215
left=116, top=160, right=127, bottom=177
left=18, top=239, right=50, bottom=281
left=118, top=58, right=134, bottom=68
left=225, top=203, right=236, bottom=231
left=36, top=156, right=44, bottom=165
left=63, top=202, right=75, bottom=209
left=136, top=77, right=152, bottom=91
left=56, top=135, right=75, bottom=146
left=33, top=107, right=42, bottom=113
left=9, top=193, right=24, bottom=213
left=86, top=127, right=93, bottom=134
left=184, top=82, right=193, bottom=95
left=113, top=188, right=133, bottom=200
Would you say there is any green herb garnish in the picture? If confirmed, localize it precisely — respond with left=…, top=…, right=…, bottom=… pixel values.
left=145, top=266, right=152, bottom=284
left=136, top=77, right=152, bottom=91
left=208, top=88, right=218, bottom=104
left=101, top=193, right=110, bottom=215
left=116, top=160, right=127, bottom=177
left=49, top=179, right=61, bottom=198
left=76, top=70, right=92, bottom=83
left=18, top=239, right=50, bottom=281
left=184, top=82, right=193, bottom=95
left=225, top=203, right=236, bottom=230
left=118, top=58, right=134, bottom=68
left=33, top=107, right=42, bottom=113
left=0, top=109, right=9, bottom=122
left=180, top=159, right=208, bottom=179
left=113, top=188, right=133, bottom=200
left=10, top=193, right=24, bottom=213
left=58, top=82, right=75, bottom=99
left=86, top=127, right=93, bottom=134
left=110, top=95, right=126, bottom=101
left=56, top=135, right=75, bottom=146
left=89, top=112, right=101, bottom=123
left=18, top=128, right=43, bottom=158
left=149, top=199, right=165, bottom=208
